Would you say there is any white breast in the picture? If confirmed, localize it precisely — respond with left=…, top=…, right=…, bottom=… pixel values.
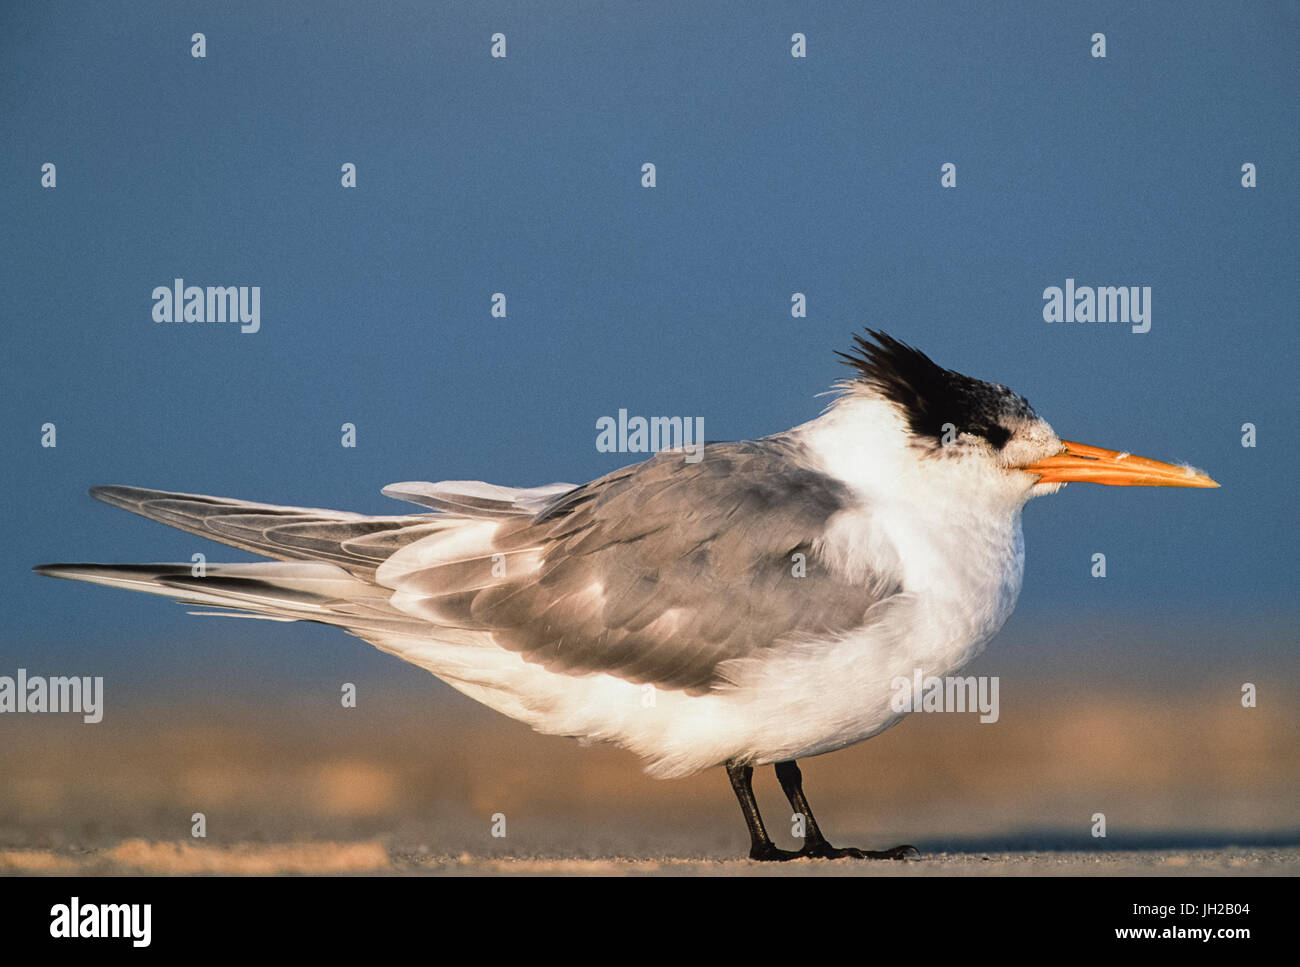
left=698, top=395, right=1029, bottom=767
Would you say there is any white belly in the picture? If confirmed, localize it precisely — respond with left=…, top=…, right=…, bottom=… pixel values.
left=703, top=505, right=1026, bottom=769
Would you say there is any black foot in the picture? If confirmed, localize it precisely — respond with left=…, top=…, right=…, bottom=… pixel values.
left=749, top=841, right=919, bottom=861
left=749, top=843, right=802, bottom=861
left=799, top=841, right=918, bottom=861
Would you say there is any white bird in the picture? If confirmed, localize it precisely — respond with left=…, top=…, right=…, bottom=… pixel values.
left=36, top=331, right=1218, bottom=860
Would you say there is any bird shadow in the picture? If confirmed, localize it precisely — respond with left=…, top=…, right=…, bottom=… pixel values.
left=910, top=830, right=1300, bottom=854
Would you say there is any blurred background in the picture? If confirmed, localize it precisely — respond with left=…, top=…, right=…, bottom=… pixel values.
left=2, top=1, right=1296, bottom=867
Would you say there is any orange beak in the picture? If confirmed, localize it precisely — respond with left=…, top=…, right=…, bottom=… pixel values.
left=1023, top=440, right=1219, bottom=488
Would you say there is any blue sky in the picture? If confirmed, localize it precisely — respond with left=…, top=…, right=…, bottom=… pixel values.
left=3, top=1, right=1296, bottom=694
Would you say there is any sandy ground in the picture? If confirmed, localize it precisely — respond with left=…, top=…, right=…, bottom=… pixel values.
left=2, top=842, right=1296, bottom=876
left=2, top=666, right=1296, bottom=875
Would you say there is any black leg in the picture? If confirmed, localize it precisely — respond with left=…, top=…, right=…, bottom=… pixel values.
left=725, top=760, right=799, bottom=861
left=774, top=759, right=832, bottom=849
left=772, top=759, right=918, bottom=860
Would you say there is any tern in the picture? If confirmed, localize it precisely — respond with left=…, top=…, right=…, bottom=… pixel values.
left=36, top=331, right=1218, bottom=860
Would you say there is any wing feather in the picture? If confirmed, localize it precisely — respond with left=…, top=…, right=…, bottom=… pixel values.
left=378, top=438, right=902, bottom=692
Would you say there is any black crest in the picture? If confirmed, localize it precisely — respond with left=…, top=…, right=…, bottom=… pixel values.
left=836, top=330, right=1029, bottom=450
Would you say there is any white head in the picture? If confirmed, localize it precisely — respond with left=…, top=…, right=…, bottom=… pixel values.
left=805, top=331, right=1218, bottom=511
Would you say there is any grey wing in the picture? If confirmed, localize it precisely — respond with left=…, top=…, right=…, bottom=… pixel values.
left=85, top=485, right=453, bottom=579
left=381, top=480, right=578, bottom=518
left=378, top=438, right=902, bottom=693
left=38, top=480, right=584, bottom=636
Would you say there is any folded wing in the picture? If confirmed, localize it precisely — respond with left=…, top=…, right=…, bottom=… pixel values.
left=377, top=438, right=901, bottom=693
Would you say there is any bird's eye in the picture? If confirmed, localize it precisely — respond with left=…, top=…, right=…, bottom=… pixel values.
left=982, top=425, right=1012, bottom=450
